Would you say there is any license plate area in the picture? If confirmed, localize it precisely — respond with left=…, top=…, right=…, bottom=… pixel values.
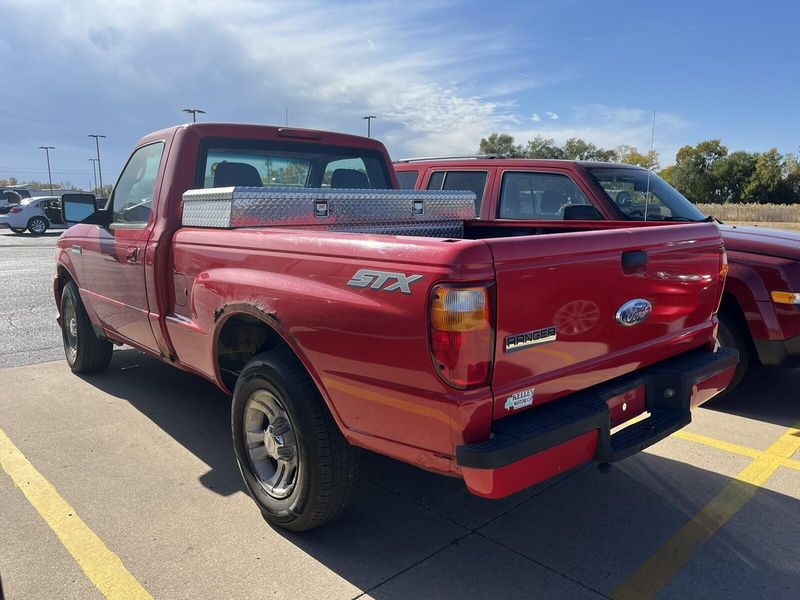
left=606, top=384, right=646, bottom=427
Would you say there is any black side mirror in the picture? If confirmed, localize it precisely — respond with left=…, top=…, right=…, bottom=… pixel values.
left=564, top=205, right=602, bottom=220
left=62, top=193, right=110, bottom=226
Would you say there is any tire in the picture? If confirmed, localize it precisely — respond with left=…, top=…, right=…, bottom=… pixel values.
left=232, top=347, right=360, bottom=531
left=60, top=280, right=113, bottom=373
left=27, top=217, right=48, bottom=235
left=10, top=227, right=25, bottom=234
left=717, top=311, right=751, bottom=392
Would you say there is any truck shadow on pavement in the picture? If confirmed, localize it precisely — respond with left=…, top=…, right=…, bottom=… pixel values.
left=703, top=365, right=800, bottom=427
left=77, top=349, right=800, bottom=598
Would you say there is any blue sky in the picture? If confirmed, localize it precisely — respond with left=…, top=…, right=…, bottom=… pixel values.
left=1, top=0, right=797, bottom=187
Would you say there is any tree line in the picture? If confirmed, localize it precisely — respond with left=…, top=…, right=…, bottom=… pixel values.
left=478, top=133, right=800, bottom=205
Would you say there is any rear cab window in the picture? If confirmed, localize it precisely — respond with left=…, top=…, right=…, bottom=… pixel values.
left=426, top=170, right=488, bottom=214
left=498, top=171, right=591, bottom=220
left=198, top=139, right=392, bottom=190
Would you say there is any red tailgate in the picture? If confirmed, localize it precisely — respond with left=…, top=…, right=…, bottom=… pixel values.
left=486, top=223, right=725, bottom=418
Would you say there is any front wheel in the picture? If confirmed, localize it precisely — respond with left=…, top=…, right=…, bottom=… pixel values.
left=27, top=217, right=48, bottom=235
left=232, top=347, right=360, bottom=531
left=61, top=281, right=113, bottom=373
left=10, top=227, right=26, bottom=234
left=717, top=311, right=751, bottom=392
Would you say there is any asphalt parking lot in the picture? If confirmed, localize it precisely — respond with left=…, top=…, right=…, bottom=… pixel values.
left=1, top=229, right=798, bottom=599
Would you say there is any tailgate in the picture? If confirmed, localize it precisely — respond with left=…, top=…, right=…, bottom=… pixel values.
left=488, top=223, right=725, bottom=418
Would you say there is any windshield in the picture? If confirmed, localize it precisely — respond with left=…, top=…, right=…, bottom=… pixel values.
left=586, top=167, right=707, bottom=222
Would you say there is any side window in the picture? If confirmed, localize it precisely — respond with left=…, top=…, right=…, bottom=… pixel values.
left=427, top=170, right=487, bottom=214
left=396, top=170, right=419, bottom=189
left=607, top=188, right=673, bottom=220
left=426, top=171, right=445, bottom=191
left=498, top=172, right=589, bottom=220
left=111, top=142, right=165, bottom=226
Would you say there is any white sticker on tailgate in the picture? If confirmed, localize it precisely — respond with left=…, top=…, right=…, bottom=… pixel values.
left=504, top=388, right=534, bottom=412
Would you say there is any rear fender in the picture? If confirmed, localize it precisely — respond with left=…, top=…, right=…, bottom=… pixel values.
left=211, top=303, right=350, bottom=435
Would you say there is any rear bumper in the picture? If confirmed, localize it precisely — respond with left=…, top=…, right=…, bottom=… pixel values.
left=457, top=348, right=738, bottom=499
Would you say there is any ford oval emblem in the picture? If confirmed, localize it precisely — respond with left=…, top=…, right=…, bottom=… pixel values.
left=615, top=299, right=653, bottom=327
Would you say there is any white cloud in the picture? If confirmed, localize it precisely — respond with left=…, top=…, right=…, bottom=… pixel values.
left=0, top=1, right=689, bottom=176
left=506, top=104, right=688, bottom=164
left=1, top=0, right=543, bottom=171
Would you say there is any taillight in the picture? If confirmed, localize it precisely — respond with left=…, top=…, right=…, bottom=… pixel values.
left=9, top=207, right=22, bottom=213
left=430, top=285, right=494, bottom=389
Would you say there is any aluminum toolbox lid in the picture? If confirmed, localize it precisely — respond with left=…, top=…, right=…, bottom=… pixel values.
left=182, top=186, right=477, bottom=229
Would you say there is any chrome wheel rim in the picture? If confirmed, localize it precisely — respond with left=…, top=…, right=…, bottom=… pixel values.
left=63, top=298, right=78, bottom=358
left=243, top=389, right=299, bottom=499
left=31, top=219, right=46, bottom=233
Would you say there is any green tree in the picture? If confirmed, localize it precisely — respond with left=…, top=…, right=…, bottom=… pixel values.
left=562, top=138, right=617, bottom=161
left=616, top=145, right=660, bottom=170
left=784, top=152, right=800, bottom=200
left=669, top=140, right=728, bottom=203
left=711, top=151, right=757, bottom=203
left=743, top=149, right=783, bottom=203
left=478, top=133, right=524, bottom=157
left=523, top=135, right=565, bottom=159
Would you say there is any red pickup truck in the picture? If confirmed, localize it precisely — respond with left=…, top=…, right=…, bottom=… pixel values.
left=395, top=157, right=800, bottom=389
left=55, top=124, right=736, bottom=531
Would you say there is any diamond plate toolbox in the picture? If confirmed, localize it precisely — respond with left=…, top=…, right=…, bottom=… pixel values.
left=181, top=186, right=476, bottom=236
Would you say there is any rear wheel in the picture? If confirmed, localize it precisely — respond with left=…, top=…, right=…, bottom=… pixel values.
left=717, top=311, right=751, bottom=392
left=10, top=227, right=25, bottom=234
left=27, top=217, right=48, bottom=235
left=60, top=280, right=113, bottom=373
left=232, top=347, right=360, bottom=531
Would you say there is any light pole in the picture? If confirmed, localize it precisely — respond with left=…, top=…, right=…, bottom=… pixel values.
left=87, top=134, right=106, bottom=190
left=38, top=146, right=55, bottom=194
left=362, top=115, right=376, bottom=137
left=89, top=158, right=98, bottom=192
left=182, top=108, right=206, bottom=123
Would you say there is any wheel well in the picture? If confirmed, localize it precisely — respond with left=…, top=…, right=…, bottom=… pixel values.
left=719, top=291, right=757, bottom=357
left=56, top=266, right=74, bottom=299
left=215, top=314, right=288, bottom=390
left=719, top=291, right=748, bottom=331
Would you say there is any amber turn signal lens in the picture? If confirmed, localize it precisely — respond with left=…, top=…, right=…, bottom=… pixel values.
left=431, top=287, right=489, bottom=332
left=771, top=291, right=800, bottom=305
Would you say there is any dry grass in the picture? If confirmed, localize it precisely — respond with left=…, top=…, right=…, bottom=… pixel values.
left=696, top=203, right=800, bottom=223
left=724, top=221, right=800, bottom=231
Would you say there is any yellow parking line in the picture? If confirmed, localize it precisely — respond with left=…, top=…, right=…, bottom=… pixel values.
left=673, top=430, right=800, bottom=472
left=0, top=429, right=153, bottom=600
left=612, top=419, right=800, bottom=600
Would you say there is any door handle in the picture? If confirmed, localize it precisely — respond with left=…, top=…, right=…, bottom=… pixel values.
left=126, top=247, right=141, bottom=263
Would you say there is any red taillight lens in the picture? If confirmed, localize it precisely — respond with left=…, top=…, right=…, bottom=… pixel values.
left=430, top=285, right=493, bottom=389
left=9, top=207, right=22, bottom=213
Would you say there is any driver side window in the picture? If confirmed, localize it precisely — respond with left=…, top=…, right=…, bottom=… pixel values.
left=112, top=142, right=165, bottom=226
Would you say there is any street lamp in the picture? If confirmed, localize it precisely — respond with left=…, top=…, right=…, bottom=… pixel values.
left=182, top=108, right=206, bottom=123
left=38, top=146, right=55, bottom=194
left=362, top=115, right=376, bottom=137
left=87, top=134, right=106, bottom=190
left=89, top=158, right=98, bottom=192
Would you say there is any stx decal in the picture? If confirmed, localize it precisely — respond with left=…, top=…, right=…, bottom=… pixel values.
left=346, top=269, right=423, bottom=294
